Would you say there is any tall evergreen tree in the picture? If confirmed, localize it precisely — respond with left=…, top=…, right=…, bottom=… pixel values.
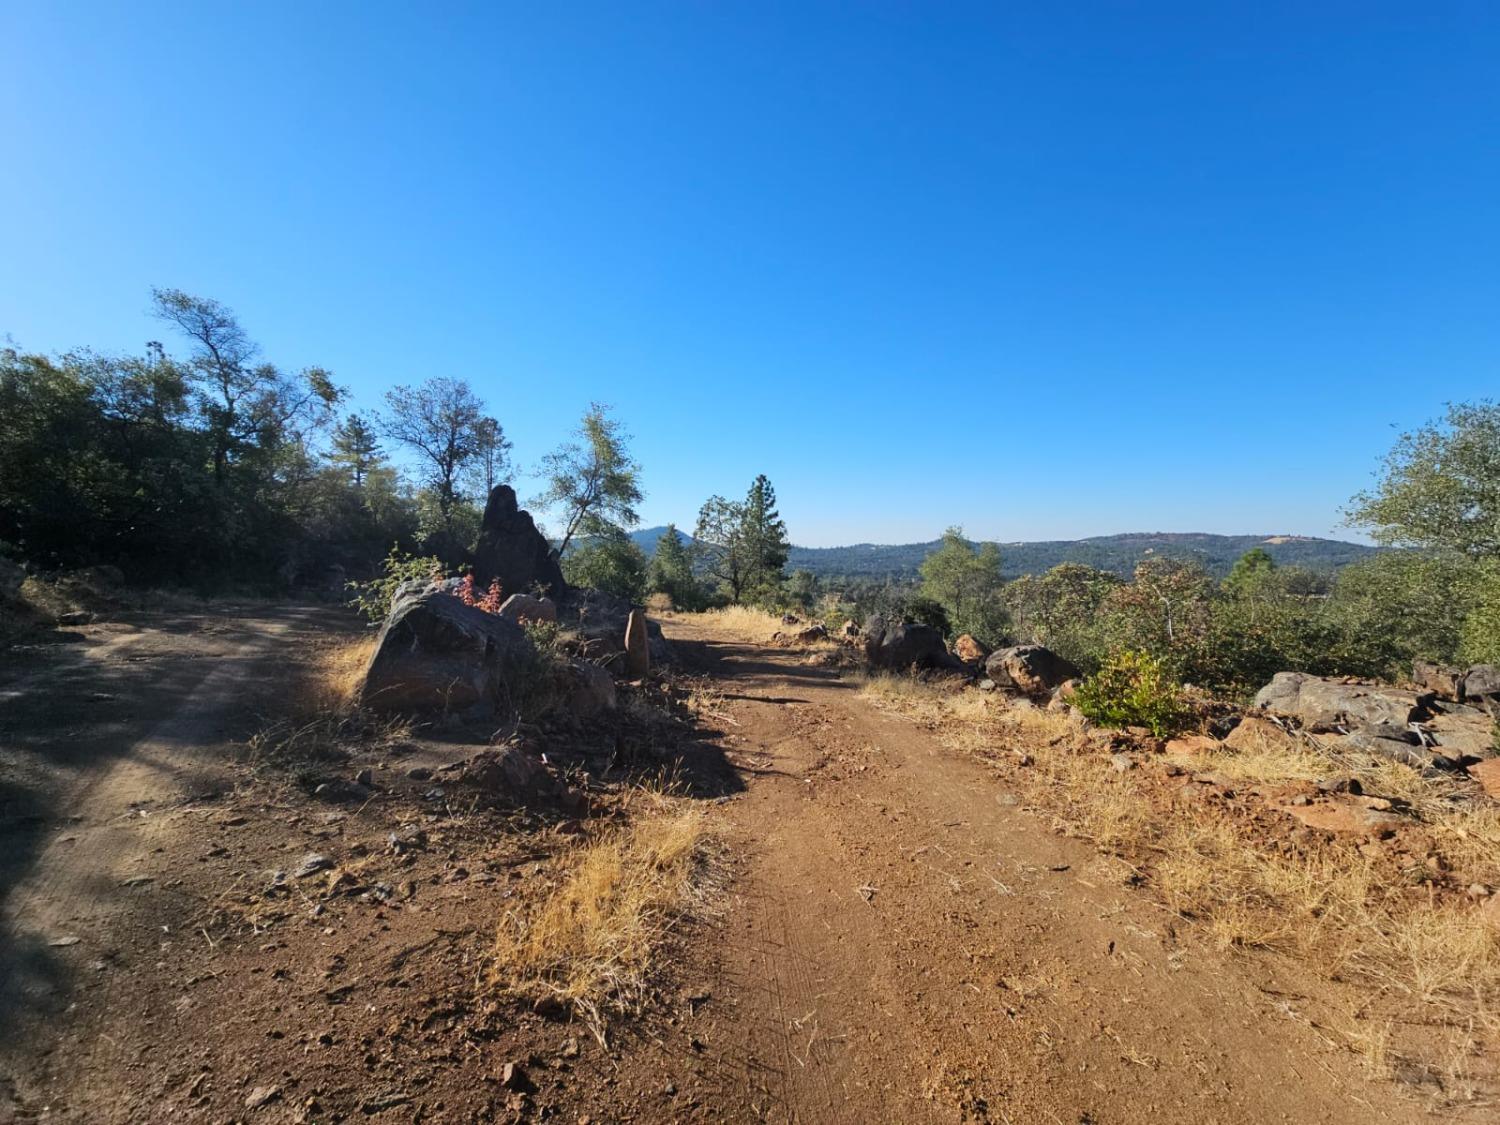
left=329, top=413, right=383, bottom=487
left=648, top=523, right=704, bottom=609
left=741, top=474, right=789, bottom=597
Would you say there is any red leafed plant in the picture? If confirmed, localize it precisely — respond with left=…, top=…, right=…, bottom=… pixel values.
left=455, top=573, right=504, bottom=615
left=477, top=578, right=504, bottom=615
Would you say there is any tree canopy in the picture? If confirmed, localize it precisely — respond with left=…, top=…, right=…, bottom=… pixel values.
left=534, top=403, right=642, bottom=555
left=1347, top=401, right=1500, bottom=558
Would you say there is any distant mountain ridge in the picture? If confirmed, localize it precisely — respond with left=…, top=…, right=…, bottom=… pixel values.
left=627, top=527, right=1377, bottom=581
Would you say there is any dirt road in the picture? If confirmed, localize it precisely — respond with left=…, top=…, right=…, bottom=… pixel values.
left=0, top=608, right=329, bottom=1036
left=664, top=617, right=1437, bottom=1125
left=0, top=609, right=1469, bottom=1122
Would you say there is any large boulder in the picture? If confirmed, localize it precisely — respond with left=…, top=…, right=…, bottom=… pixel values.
left=498, top=593, right=558, bottom=625
left=1253, top=672, right=1435, bottom=731
left=1413, top=661, right=1463, bottom=702
left=985, top=645, right=1081, bottom=697
left=471, top=485, right=566, bottom=598
left=953, top=634, right=989, bottom=664
left=358, top=586, right=533, bottom=713
left=863, top=615, right=958, bottom=671
left=1425, top=702, right=1497, bottom=760
left=1462, top=665, right=1500, bottom=711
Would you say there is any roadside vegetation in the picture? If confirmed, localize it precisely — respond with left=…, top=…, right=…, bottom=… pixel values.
left=858, top=673, right=1500, bottom=1095
left=489, top=791, right=719, bottom=1042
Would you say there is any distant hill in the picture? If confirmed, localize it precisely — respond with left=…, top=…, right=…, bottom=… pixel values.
left=629, top=528, right=1378, bottom=581
left=628, top=526, right=691, bottom=555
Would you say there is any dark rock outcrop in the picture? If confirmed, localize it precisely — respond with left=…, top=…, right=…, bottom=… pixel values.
left=556, top=586, right=671, bottom=668
left=1253, top=672, right=1435, bottom=731
left=1463, top=665, right=1500, bottom=711
left=358, top=585, right=532, bottom=713
left=471, top=485, right=566, bottom=598
left=985, top=645, right=1081, bottom=696
left=460, top=746, right=586, bottom=812
left=1413, top=661, right=1463, bottom=702
left=863, top=615, right=958, bottom=671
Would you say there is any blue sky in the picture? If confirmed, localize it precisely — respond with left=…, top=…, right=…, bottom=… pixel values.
left=3, top=3, right=1496, bottom=547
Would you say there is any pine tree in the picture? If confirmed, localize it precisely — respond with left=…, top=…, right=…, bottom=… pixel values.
left=741, top=474, right=789, bottom=598
left=649, top=523, right=704, bottom=609
left=329, top=412, right=383, bottom=486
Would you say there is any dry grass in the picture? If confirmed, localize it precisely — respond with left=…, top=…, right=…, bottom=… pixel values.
left=858, top=673, right=1500, bottom=1088
left=682, top=605, right=792, bottom=644
left=246, top=633, right=407, bottom=785
left=309, top=634, right=377, bottom=714
left=489, top=792, right=719, bottom=1040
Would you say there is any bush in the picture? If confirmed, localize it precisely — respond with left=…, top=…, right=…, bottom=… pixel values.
left=347, top=547, right=445, bottom=623
left=1073, top=649, right=1188, bottom=738
left=563, top=533, right=648, bottom=602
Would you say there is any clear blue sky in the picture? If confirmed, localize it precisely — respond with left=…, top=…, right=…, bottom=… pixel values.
left=3, top=3, right=1496, bottom=547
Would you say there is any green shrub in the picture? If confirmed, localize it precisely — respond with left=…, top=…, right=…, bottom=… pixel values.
left=1072, top=649, right=1188, bottom=738
left=348, top=547, right=445, bottom=623
left=562, top=532, right=648, bottom=602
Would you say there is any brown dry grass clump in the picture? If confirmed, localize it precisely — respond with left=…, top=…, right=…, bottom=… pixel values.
left=246, top=633, right=408, bottom=783
left=307, top=633, right=378, bottom=714
left=858, top=673, right=1500, bottom=1094
left=682, top=605, right=791, bottom=644
left=489, top=792, right=718, bottom=1040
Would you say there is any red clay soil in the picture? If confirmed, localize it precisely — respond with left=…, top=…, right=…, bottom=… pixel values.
left=0, top=609, right=1488, bottom=1123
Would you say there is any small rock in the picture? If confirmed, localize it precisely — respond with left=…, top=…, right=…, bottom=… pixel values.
left=1316, top=776, right=1363, bottom=795
left=1282, top=799, right=1404, bottom=838
left=244, top=1085, right=280, bottom=1109
left=293, top=854, right=333, bottom=879
left=560, top=1037, right=580, bottom=1059
left=355, top=768, right=374, bottom=788
left=1165, top=735, right=1219, bottom=756
left=406, top=767, right=433, bottom=781
left=1110, top=752, right=1135, bottom=773
left=1467, top=757, right=1500, bottom=798
left=360, top=1092, right=412, bottom=1113
left=1467, top=883, right=1492, bottom=899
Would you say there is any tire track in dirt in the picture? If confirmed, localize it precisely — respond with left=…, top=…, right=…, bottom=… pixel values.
left=668, top=617, right=1457, bottom=1125
left=0, top=608, right=326, bottom=1029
